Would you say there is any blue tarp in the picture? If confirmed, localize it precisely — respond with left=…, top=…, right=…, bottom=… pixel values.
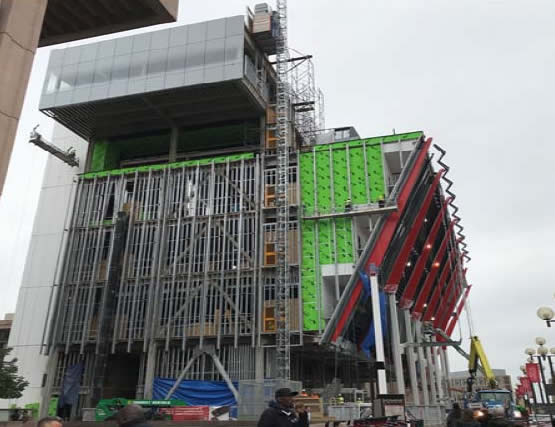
left=359, top=270, right=371, bottom=301
left=58, top=362, right=83, bottom=407
left=153, top=378, right=238, bottom=407
left=361, top=291, right=388, bottom=358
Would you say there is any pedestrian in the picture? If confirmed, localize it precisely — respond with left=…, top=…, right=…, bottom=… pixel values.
left=37, top=417, right=63, bottom=427
left=455, top=409, right=480, bottom=427
left=257, top=387, right=299, bottom=427
left=447, top=402, right=462, bottom=427
left=295, top=402, right=309, bottom=427
left=110, top=405, right=152, bottom=427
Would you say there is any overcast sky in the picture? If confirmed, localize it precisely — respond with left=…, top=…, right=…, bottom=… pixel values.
left=1, top=0, right=554, bottom=385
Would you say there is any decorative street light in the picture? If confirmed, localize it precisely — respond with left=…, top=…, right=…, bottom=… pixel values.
left=537, top=300, right=555, bottom=327
left=530, top=339, right=555, bottom=427
left=526, top=348, right=537, bottom=356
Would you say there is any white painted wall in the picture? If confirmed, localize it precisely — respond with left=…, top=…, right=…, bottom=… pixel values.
left=1, top=125, right=87, bottom=409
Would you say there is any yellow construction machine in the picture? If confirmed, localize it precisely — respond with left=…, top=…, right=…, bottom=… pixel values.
left=464, top=337, right=523, bottom=424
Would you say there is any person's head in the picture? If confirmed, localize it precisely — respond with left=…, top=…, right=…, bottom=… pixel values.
left=275, top=388, right=298, bottom=409
left=112, top=405, right=146, bottom=426
left=294, top=403, right=305, bottom=413
left=37, top=416, right=63, bottom=427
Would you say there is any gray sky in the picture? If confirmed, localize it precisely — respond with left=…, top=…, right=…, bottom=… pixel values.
left=1, top=0, right=554, bottom=385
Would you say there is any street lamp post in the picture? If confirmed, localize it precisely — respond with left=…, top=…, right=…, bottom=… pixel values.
left=549, top=348, right=555, bottom=385
left=526, top=349, right=545, bottom=405
left=522, top=366, right=539, bottom=424
left=533, top=338, right=555, bottom=427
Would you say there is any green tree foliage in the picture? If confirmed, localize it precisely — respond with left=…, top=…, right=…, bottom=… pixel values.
left=0, top=348, right=29, bottom=399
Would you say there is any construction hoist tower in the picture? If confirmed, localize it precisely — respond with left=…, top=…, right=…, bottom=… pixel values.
left=275, top=0, right=291, bottom=380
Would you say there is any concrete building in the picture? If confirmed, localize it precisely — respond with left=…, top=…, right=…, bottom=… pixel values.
left=0, top=313, right=14, bottom=350
left=9, top=4, right=474, bottom=423
left=0, top=0, right=179, bottom=196
left=448, top=369, right=513, bottom=401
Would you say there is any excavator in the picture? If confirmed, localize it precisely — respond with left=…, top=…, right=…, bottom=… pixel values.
left=459, top=336, right=523, bottom=425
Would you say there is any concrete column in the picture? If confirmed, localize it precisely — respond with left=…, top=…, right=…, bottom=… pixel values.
left=143, top=341, right=158, bottom=399
left=259, top=115, right=266, bottom=149
left=441, top=348, right=451, bottom=400
left=169, top=126, right=178, bottom=162
left=255, top=346, right=265, bottom=382
left=0, top=0, right=48, bottom=195
left=370, top=273, right=387, bottom=394
left=433, top=345, right=444, bottom=402
left=40, top=349, right=59, bottom=418
left=388, top=293, right=405, bottom=395
left=415, top=321, right=430, bottom=405
left=425, top=343, right=437, bottom=404
left=403, top=310, right=419, bottom=405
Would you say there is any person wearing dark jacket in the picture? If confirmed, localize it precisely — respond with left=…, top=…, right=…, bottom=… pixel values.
left=447, top=402, right=462, bottom=427
left=258, top=388, right=299, bottom=427
left=455, top=409, right=480, bottom=427
left=295, top=403, right=309, bottom=427
left=111, top=404, right=153, bottom=427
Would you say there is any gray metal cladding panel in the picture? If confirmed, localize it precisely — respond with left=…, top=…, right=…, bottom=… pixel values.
left=39, top=16, right=246, bottom=110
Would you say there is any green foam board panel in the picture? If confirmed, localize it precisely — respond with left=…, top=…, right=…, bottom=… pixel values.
left=82, top=153, right=255, bottom=179
left=299, top=131, right=423, bottom=331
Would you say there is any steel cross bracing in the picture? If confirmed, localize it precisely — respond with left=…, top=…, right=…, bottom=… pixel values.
left=275, top=0, right=291, bottom=380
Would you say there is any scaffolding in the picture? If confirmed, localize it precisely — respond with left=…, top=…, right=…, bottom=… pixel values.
left=274, top=0, right=292, bottom=381
left=289, top=50, right=321, bottom=145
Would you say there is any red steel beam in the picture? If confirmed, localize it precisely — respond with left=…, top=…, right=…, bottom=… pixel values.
left=445, top=285, right=472, bottom=337
left=436, top=265, right=466, bottom=329
left=398, top=199, right=449, bottom=309
left=430, top=264, right=457, bottom=327
left=330, top=137, right=433, bottom=343
left=425, top=239, right=463, bottom=324
left=411, top=221, right=456, bottom=320
left=422, top=246, right=457, bottom=323
left=384, top=172, right=446, bottom=293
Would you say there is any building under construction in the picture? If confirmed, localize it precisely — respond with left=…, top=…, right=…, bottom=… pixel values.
left=9, top=3, right=472, bottom=423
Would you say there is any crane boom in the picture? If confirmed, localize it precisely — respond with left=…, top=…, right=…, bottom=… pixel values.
left=468, top=336, right=498, bottom=390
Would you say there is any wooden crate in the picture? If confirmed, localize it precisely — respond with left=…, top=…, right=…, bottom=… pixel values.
left=264, top=231, right=298, bottom=265
left=97, top=259, right=108, bottom=281
left=264, top=184, right=297, bottom=207
left=265, top=128, right=278, bottom=149
left=264, top=242, right=277, bottom=266
left=266, top=107, right=277, bottom=125
left=262, top=299, right=300, bottom=332
left=264, top=185, right=276, bottom=207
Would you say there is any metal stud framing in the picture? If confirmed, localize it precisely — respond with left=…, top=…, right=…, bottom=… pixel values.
left=49, top=158, right=263, bottom=385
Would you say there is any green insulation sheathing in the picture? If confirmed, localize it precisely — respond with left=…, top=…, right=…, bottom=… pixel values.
left=82, top=152, right=254, bottom=179
left=299, top=131, right=422, bottom=331
left=90, top=140, right=120, bottom=172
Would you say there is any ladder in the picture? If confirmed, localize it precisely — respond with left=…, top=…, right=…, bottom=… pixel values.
left=275, top=0, right=291, bottom=381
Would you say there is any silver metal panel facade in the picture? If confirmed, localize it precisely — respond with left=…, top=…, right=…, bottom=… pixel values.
left=39, top=16, right=246, bottom=109
left=6, top=125, right=88, bottom=407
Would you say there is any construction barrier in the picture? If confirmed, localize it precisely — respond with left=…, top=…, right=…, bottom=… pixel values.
left=159, top=406, right=210, bottom=421
left=405, top=405, right=445, bottom=427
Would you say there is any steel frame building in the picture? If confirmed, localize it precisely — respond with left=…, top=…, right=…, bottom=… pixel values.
left=8, top=5, right=473, bottom=421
